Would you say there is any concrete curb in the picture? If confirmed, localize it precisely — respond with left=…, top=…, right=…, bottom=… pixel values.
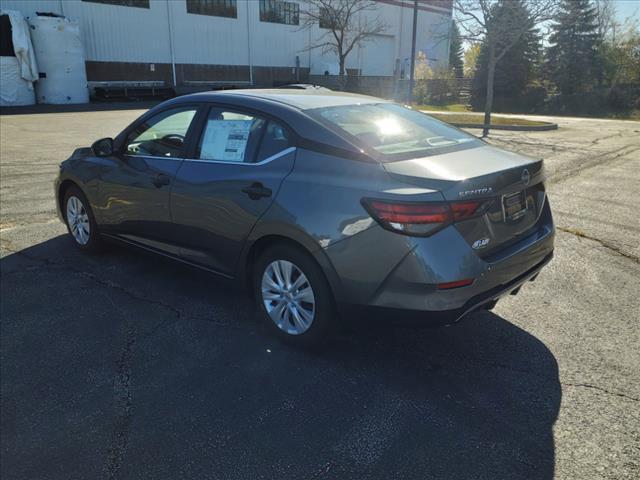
left=448, top=122, right=559, bottom=131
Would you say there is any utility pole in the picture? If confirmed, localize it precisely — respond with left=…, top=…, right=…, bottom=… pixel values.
left=408, top=0, right=418, bottom=103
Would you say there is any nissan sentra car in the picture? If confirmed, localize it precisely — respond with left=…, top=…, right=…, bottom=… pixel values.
left=55, top=90, right=554, bottom=346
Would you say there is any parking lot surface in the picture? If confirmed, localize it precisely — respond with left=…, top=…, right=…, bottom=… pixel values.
left=1, top=108, right=639, bottom=480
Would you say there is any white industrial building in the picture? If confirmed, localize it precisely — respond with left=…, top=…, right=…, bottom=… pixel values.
left=1, top=0, right=452, bottom=97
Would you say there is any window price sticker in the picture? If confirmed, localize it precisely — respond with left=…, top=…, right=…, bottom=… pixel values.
left=201, top=120, right=252, bottom=162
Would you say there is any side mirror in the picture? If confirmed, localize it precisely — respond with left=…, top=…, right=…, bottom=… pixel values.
left=91, top=137, right=114, bottom=157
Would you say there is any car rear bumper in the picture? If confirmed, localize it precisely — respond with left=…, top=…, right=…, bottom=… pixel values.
left=325, top=203, right=555, bottom=325
left=339, top=251, right=552, bottom=326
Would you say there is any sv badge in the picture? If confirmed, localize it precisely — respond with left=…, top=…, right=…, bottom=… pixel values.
left=472, top=237, right=491, bottom=250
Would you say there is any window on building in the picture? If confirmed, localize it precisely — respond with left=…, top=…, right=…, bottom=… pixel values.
left=319, top=7, right=336, bottom=29
left=259, top=0, right=299, bottom=26
left=81, top=0, right=150, bottom=8
left=186, top=0, right=237, bottom=18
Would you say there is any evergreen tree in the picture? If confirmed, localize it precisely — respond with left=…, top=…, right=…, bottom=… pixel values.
left=449, top=21, right=464, bottom=78
left=454, top=0, right=556, bottom=135
left=471, top=0, right=540, bottom=110
left=546, top=0, right=603, bottom=95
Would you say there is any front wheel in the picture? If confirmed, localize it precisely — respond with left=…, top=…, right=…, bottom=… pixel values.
left=253, top=245, right=336, bottom=347
left=63, top=186, right=104, bottom=253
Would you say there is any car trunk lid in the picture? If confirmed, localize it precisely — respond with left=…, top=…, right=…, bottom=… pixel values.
left=383, top=145, right=547, bottom=256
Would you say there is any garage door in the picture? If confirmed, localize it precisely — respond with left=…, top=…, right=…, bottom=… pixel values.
left=360, top=34, right=395, bottom=76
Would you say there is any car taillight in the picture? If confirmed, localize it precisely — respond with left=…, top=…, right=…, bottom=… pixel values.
left=362, top=198, right=491, bottom=236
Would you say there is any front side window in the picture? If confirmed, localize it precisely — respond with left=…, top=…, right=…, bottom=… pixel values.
left=196, top=109, right=292, bottom=163
left=259, top=0, right=299, bottom=25
left=307, top=103, right=481, bottom=161
left=186, top=0, right=237, bottom=18
left=126, top=107, right=197, bottom=158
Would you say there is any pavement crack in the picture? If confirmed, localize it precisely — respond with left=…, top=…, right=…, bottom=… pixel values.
left=547, top=145, right=640, bottom=185
left=1, top=244, right=185, bottom=320
left=1, top=245, right=241, bottom=332
left=104, top=318, right=137, bottom=480
left=562, top=382, right=639, bottom=402
left=557, top=226, right=640, bottom=264
left=77, top=270, right=184, bottom=321
left=590, top=131, right=624, bottom=146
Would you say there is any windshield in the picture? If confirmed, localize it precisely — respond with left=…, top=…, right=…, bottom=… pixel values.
left=308, top=103, right=481, bottom=161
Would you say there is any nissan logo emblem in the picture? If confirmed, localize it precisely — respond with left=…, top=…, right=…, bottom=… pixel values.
left=522, top=169, right=531, bottom=186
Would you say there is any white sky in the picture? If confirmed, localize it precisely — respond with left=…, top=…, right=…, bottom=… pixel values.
left=614, top=0, right=640, bottom=25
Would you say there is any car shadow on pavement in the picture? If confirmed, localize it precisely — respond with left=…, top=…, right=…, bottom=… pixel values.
left=1, top=236, right=561, bottom=480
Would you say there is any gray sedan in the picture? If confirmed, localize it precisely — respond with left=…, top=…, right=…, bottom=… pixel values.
left=55, top=89, right=554, bottom=346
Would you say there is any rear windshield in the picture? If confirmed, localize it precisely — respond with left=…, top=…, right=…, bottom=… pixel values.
left=307, top=103, right=481, bottom=161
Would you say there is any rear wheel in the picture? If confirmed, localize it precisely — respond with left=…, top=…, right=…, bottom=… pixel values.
left=253, top=245, right=336, bottom=347
left=63, top=186, right=104, bottom=252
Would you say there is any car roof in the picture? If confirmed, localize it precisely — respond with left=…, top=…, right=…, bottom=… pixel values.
left=187, top=88, right=390, bottom=110
left=277, top=84, right=331, bottom=90
left=125, top=88, right=378, bottom=162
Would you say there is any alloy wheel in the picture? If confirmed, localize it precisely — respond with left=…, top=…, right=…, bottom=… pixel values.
left=261, top=260, right=316, bottom=335
left=66, top=195, right=91, bottom=245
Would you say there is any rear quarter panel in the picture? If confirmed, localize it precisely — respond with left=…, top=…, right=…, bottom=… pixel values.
left=245, top=149, right=444, bottom=303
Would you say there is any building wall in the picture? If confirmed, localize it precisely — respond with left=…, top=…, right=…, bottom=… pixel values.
left=0, top=0, right=452, bottom=88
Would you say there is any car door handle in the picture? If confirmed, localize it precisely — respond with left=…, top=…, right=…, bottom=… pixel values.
left=241, top=182, right=272, bottom=200
left=152, top=173, right=171, bottom=188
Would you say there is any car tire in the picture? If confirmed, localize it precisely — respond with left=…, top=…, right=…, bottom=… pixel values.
left=63, top=186, right=104, bottom=253
left=253, top=244, right=336, bottom=347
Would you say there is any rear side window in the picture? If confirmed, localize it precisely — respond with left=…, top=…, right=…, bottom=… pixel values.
left=196, top=108, right=292, bottom=163
left=256, top=121, right=292, bottom=162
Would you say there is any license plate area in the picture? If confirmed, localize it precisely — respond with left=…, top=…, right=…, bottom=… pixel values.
left=502, top=190, right=528, bottom=222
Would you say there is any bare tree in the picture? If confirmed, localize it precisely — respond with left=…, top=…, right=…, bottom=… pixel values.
left=454, top=0, right=556, bottom=136
left=299, top=0, right=387, bottom=86
left=594, top=0, right=617, bottom=40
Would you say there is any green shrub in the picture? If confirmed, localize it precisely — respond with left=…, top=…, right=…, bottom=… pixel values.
left=543, top=85, right=640, bottom=116
left=607, top=84, right=640, bottom=112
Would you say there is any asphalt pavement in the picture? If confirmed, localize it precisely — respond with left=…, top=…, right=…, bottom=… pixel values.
left=1, top=108, right=638, bottom=480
